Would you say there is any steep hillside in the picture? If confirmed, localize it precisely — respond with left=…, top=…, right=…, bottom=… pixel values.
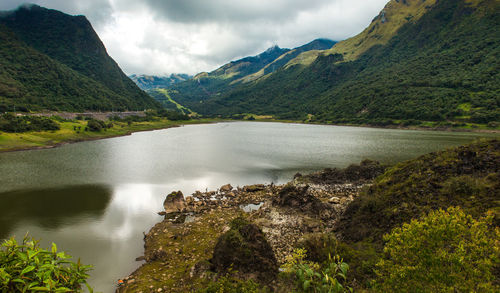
left=169, top=45, right=290, bottom=106
left=175, top=0, right=499, bottom=125
left=0, top=25, right=139, bottom=112
left=0, top=5, right=161, bottom=112
left=169, top=40, right=335, bottom=108
left=236, top=39, right=336, bottom=83
left=336, top=139, right=500, bottom=244
left=130, top=74, right=192, bottom=91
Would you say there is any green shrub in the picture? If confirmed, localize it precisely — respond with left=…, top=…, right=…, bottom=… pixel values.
left=0, top=114, right=60, bottom=133
left=281, top=248, right=352, bottom=293
left=86, top=119, right=106, bottom=132
left=299, top=234, right=380, bottom=289
left=0, top=235, right=93, bottom=292
left=374, top=207, right=499, bottom=292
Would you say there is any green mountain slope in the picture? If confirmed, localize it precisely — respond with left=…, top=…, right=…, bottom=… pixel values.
left=169, top=39, right=335, bottom=108
left=130, top=74, right=192, bottom=91
left=0, top=5, right=161, bottom=112
left=173, top=0, right=499, bottom=125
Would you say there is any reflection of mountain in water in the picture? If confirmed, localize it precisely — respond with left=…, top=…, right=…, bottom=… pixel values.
left=0, top=185, right=112, bottom=239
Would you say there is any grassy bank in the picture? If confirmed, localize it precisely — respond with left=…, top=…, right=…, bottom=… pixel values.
left=246, top=116, right=500, bottom=133
left=0, top=118, right=221, bottom=152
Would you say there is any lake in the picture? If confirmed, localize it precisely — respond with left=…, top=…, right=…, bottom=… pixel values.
left=0, top=122, right=496, bottom=292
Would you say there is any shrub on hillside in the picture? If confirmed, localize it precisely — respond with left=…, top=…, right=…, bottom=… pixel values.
left=86, top=119, right=106, bottom=132
left=0, top=114, right=60, bottom=133
left=374, top=207, right=499, bottom=292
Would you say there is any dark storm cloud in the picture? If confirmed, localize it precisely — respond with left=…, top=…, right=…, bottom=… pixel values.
left=142, top=0, right=332, bottom=23
left=0, top=0, right=389, bottom=75
left=0, top=0, right=112, bottom=28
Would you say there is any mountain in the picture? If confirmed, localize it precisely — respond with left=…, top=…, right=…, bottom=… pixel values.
left=0, top=4, right=161, bottom=112
left=168, top=39, right=335, bottom=108
left=130, top=74, right=192, bottom=91
left=171, top=0, right=499, bottom=125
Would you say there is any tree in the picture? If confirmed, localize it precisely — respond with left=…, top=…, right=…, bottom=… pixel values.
left=86, top=119, right=103, bottom=132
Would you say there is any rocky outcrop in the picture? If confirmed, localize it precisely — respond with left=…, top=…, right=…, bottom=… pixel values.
left=118, top=161, right=376, bottom=292
left=272, top=185, right=332, bottom=219
left=211, top=217, right=278, bottom=282
left=219, top=183, right=233, bottom=193
left=163, top=191, right=186, bottom=213
left=303, top=159, right=386, bottom=185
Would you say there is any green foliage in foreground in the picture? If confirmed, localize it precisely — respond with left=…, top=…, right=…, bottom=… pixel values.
left=375, top=207, right=499, bottom=292
left=0, top=235, right=92, bottom=292
left=281, top=248, right=352, bottom=293
left=0, top=114, right=60, bottom=133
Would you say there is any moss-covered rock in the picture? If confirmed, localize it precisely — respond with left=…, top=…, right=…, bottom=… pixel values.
left=211, top=217, right=278, bottom=282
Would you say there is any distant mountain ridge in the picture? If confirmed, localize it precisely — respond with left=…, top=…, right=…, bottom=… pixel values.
left=0, top=4, right=161, bottom=112
left=169, top=0, right=499, bottom=125
left=168, top=39, right=335, bottom=106
left=130, top=74, right=192, bottom=91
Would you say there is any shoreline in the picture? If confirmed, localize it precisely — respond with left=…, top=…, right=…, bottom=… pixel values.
left=251, top=118, right=500, bottom=133
left=117, top=161, right=385, bottom=292
left=0, top=118, right=224, bottom=153
left=1, top=119, right=498, bottom=153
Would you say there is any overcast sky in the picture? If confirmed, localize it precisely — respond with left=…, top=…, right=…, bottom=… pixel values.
left=0, top=0, right=388, bottom=75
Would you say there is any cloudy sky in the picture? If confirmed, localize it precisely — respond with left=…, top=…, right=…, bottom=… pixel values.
left=0, top=0, right=388, bottom=75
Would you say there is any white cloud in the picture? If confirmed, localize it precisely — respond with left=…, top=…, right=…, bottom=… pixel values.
left=0, top=0, right=388, bottom=75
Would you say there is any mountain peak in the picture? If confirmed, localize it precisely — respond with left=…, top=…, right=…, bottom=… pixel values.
left=0, top=5, right=160, bottom=111
left=265, top=45, right=281, bottom=53
left=322, top=0, right=439, bottom=62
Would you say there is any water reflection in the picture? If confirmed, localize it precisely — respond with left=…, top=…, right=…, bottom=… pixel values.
left=0, top=185, right=112, bottom=239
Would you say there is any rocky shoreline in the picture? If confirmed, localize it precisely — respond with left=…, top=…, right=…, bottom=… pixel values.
left=117, top=160, right=386, bottom=292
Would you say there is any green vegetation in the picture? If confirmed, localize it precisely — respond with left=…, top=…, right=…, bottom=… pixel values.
left=286, top=139, right=500, bottom=291
left=374, top=207, right=499, bottom=292
left=0, top=235, right=92, bottom=292
left=130, top=74, right=192, bottom=91
left=337, top=139, right=500, bottom=243
left=316, top=139, right=500, bottom=289
left=200, top=273, right=266, bottom=293
left=170, top=0, right=499, bottom=127
left=0, top=5, right=161, bottom=112
left=168, top=40, right=335, bottom=110
left=281, top=248, right=352, bottom=293
left=147, top=89, right=194, bottom=115
left=86, top=119, right=108, bottom=132
left=0, top=114, right=60, bottom=132
left=0, top=115, right=219, bottom=152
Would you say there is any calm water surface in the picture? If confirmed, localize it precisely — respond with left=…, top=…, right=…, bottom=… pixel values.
left=0, top=122, right=496, bottom=291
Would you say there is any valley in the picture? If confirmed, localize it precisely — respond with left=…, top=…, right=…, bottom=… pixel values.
left=0, top=0, right=499, bottom=292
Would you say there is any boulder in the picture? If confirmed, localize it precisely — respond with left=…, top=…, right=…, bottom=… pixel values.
left=328, top=197, right=341, bottom=204
left=273, top=185, right=331, bottom=217
left=219, top=183, right=233, bottom=193
left=211, top=217, right=278, bottom=282
left=163, top=191, right=186, bottom=213
left=243, top=184, right=266, bottom=192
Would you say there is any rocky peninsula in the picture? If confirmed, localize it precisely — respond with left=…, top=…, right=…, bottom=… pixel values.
left=116, top=160, right=386, bottom=292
